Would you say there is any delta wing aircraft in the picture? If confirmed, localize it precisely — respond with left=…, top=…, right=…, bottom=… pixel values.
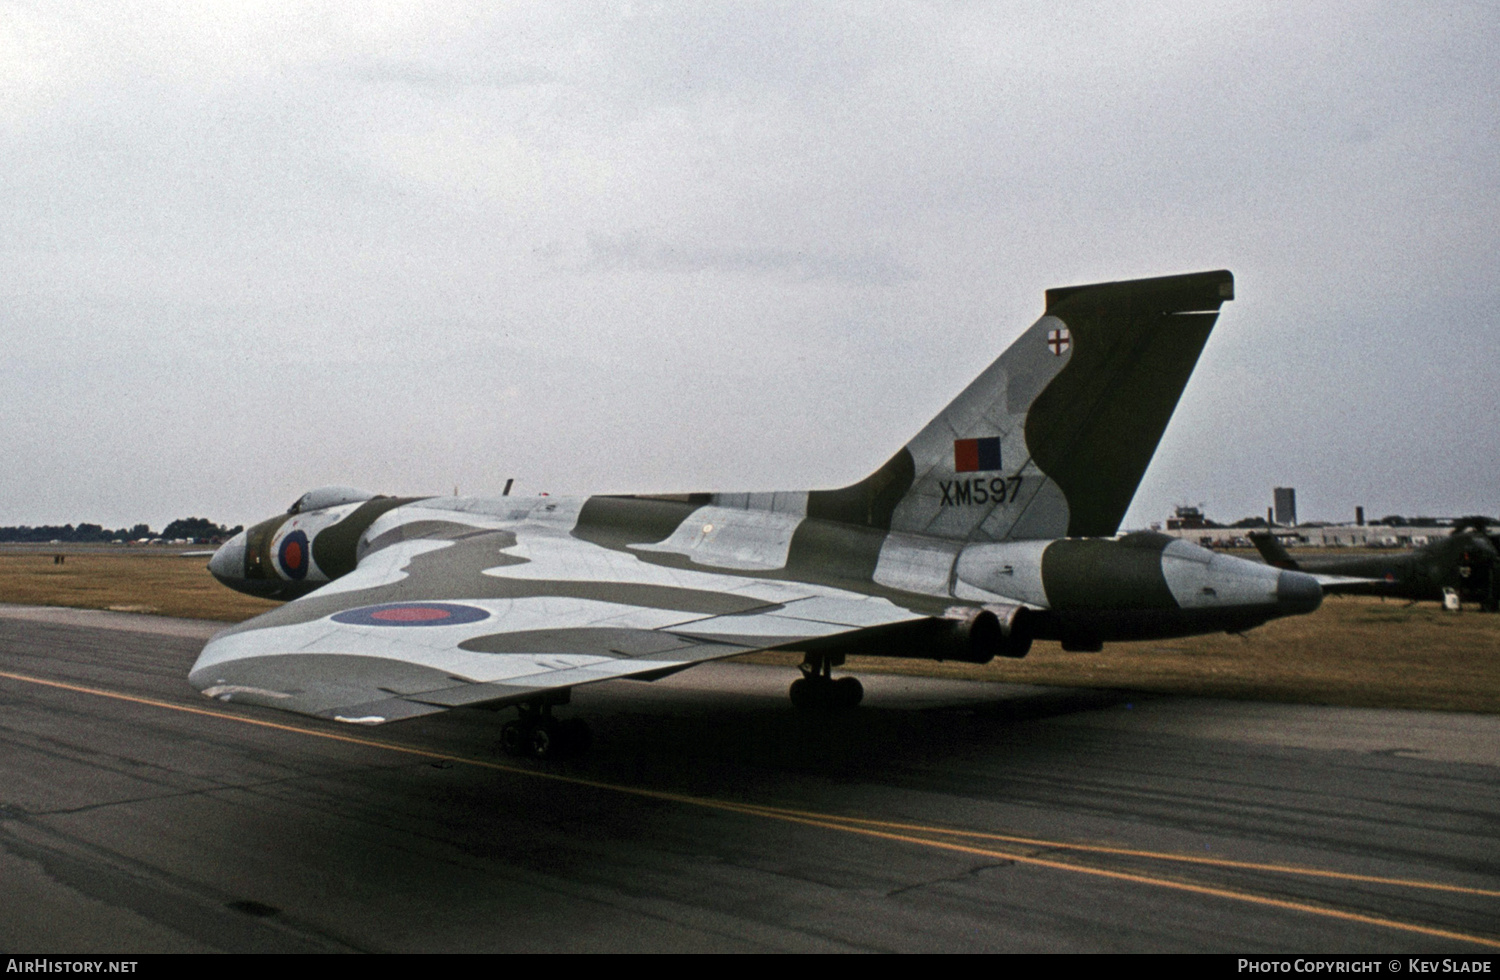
left=201, top=270, right=1324, bottom=758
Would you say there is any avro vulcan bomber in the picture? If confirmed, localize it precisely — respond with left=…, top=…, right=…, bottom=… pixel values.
left=200, top=270, right=1323, bottom=757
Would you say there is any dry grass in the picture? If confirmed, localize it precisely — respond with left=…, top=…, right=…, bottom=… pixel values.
left=0, top=550, right=279, bottom=621
left=2, top=547, right=1495, bottom=713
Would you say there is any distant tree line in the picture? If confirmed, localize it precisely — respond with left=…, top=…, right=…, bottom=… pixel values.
left=0, top=517, right=242, bottom=544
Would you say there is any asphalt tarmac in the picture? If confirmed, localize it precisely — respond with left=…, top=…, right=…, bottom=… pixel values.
left=1, top=604, right=1496, bottom=953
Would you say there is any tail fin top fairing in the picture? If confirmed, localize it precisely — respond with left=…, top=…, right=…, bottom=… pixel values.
left=808, top=270, right=1234, bottom=543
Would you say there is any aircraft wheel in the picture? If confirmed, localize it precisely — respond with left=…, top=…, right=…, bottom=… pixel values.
left=833, top=676, right=864, bottom=708
left=525, top=718, right=591, bottom=760
left=527, top=719, right=560, bottom=760
left=791, top=676, right=863, bottom=711
left=500, top=720, right=529, bottom=757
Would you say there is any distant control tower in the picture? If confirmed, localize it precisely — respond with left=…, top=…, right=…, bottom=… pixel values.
left=1274, top=487, right=1297, bottom=527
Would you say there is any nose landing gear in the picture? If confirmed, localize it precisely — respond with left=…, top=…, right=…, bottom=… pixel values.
left=789, top=654, right=864, bottom=710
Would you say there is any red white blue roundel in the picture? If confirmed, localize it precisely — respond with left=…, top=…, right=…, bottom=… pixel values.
left=331, top=602, right=491, bottom=627
left=278, top=530, right=311, bottom=580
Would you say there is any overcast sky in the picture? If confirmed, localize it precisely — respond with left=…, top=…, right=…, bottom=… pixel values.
left=3, top=1, right=1496, bottom=531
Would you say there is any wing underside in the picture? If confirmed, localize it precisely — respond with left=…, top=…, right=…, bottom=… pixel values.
left=191, top=520, right=926, bottom=723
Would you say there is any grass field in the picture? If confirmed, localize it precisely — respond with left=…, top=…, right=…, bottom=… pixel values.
left=2, top=548, right=1496, bottom=713
left=0, top=549, right=280, bottom=621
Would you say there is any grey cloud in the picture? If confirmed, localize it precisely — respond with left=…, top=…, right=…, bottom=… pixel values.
left=1, top=2, right=1496, bottom=530
left=576, top=232, right=917, bottom=286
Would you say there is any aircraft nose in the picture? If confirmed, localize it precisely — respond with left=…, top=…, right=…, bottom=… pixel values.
left=208, top=532, right=247, bottom=584
left=1276, top=569, right=1323, bottom=615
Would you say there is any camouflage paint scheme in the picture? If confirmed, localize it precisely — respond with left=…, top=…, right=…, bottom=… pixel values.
left=200, top=270, right=1324, bottom=726
left=1250, top=529, right=1499, bottom=610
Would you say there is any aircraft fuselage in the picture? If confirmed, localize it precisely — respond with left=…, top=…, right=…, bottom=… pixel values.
left=211, top=491, right=1322, bottom=658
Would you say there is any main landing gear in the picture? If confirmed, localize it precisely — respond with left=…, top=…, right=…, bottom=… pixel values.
left=500, top=699, right=592, bottom=761
left=789, top=653, right=864, bottom=710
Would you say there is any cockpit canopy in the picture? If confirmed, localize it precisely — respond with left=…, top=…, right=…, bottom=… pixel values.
left=286, top=486, right=376, bottom=515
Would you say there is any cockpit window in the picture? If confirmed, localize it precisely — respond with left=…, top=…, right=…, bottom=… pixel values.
left=285, top=486, right=376, bottom=515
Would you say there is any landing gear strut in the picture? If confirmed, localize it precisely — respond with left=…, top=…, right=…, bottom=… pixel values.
left=500, top=697, right=591, bottom=760
left=789, top=653, right=864, bottom=710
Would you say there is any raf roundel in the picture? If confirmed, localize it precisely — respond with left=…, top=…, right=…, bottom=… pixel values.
left=278, top=530, right=311, bottom=580
left=331, top=602, right=491, bottom=628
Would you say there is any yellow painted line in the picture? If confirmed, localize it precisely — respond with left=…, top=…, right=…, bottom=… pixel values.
left=705, top=806, right=1500, bottom=950
left=0, top=669, right=542, bottom=762
left=4, top=667, right=1497, bottom=949
left=720, top=805, right=1500, bottom=899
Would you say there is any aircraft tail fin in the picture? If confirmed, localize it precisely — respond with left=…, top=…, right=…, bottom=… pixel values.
left=805, top=270, right=1234, bottom=542
left=1249, top=532, right=1300, bottom=570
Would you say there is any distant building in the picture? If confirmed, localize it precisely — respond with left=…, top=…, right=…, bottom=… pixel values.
left=1166, top=505, right=1216, bottom=530
left=1144, top=491, right=1478, bottom=549
left=1274, top=487, right=1297, bottom=527
left=1153, top=523, right=1458, bottom=549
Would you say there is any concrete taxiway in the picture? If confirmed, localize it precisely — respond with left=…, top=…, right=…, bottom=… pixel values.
left=0, top=604, right=1496, bottom=952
